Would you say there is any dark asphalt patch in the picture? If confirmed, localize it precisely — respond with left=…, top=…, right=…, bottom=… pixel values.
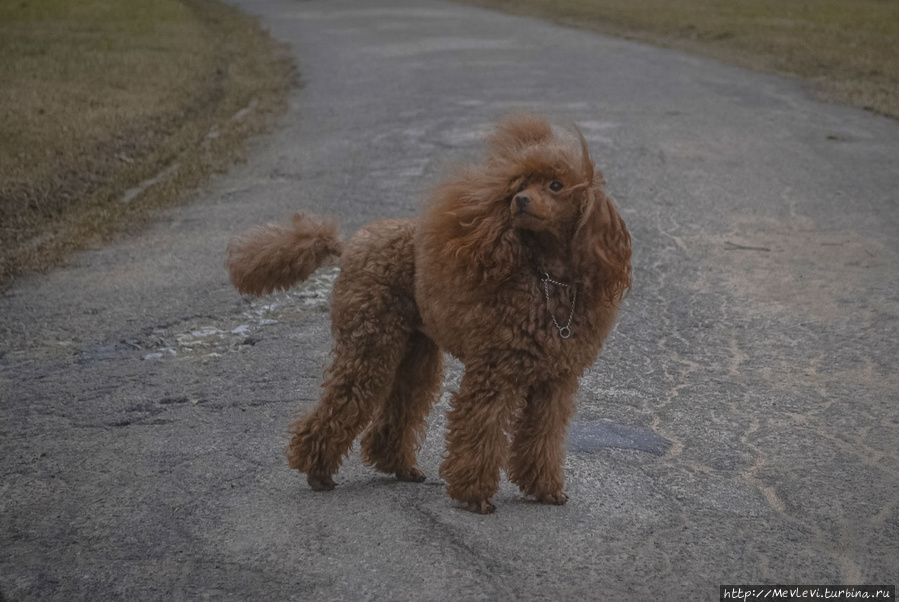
left=568, top=420, right=671, bottom=455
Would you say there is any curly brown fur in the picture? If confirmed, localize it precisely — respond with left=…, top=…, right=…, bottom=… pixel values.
left=226, top=213, right=342, bottom=296
left=226, top=113, right=631, bottom=514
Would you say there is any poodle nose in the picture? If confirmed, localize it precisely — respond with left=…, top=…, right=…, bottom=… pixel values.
left=514, top=193, right=530, bottom=212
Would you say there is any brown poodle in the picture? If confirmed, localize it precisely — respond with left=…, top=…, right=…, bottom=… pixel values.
left=226, top=113, right=631, bottom=514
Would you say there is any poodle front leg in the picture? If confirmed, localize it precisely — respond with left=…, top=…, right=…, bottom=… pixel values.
left=440, top=366, right=524, bottom=514
left=508, top=377, right=577, bottom=505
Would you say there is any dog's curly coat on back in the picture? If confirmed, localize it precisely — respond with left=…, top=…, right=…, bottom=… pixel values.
left=226, top=113, right=631, bottom=514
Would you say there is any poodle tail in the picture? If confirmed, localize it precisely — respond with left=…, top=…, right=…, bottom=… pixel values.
left=226, top=212, right=343, bottom=296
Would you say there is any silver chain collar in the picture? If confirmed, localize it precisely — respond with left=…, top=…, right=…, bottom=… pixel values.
left=540, top=272, right=577, bottom=339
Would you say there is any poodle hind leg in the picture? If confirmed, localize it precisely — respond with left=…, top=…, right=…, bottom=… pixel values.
left=286, top=218, right=420, bottom=490
left=286, top=337, right=408, bottom=490
left=361, top=331, right=443, bottom=482
left=508, top=378, right=577, bottom=505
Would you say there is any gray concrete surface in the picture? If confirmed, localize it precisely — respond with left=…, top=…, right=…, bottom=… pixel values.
left=2, top=0, right=898, bottom=599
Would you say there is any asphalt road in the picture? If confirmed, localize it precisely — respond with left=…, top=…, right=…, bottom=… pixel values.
left=2, top=0, right=898, bottom=599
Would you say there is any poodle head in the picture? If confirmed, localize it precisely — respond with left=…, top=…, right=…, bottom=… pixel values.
left=426, top=113, right=631, bottom=301
left=488, top=114, right=632, bottom=299
left=486, top=114, right=599, bottom=238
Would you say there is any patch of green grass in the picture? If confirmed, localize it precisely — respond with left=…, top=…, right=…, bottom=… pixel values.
left=0, top=0, right=294, bottom=284
left=455, top=0, right=899, bottom=118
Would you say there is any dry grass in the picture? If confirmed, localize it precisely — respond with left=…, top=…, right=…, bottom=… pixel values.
left=455, top=0, right=899, bottom=118
left=0, top=0, right=294, bottom=284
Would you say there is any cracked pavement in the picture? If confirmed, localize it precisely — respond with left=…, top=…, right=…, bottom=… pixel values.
left=1, top=0, right=897, bottom=599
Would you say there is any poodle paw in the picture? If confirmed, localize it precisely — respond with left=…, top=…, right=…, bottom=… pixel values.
left=535, top=491, right=568, bottom=506
left=307, top=473, right=335, bottom=491
left=465, top=499, right=496, bottom=515
left=395, top=467, right=426, bottom=483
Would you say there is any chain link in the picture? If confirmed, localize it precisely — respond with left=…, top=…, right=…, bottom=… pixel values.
left=541, top=272, right=577, bottom=339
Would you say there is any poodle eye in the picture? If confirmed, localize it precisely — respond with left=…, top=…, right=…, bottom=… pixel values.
left=516, top=182, right=526, bottom=193
left=549, top=181, right=563, bottom=192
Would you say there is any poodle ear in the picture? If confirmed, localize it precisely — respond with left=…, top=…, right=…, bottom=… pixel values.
left=458, top=217, right=521, bottom=283
left=426, top=169, right=524, bottom=284
left=572, top=126, right=630, bottom=301
left=486, top=113, right=555, bottom=160
left=574, top=185, right=632, bottom=303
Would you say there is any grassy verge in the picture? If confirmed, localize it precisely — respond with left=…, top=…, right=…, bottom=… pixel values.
left=0, top=0, right=294, bottom=284
left=455, top=0, right=899, bottom=118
